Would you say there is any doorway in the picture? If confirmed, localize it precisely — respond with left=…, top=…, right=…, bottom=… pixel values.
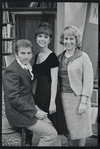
left=15, top=14, right=55, bottom=65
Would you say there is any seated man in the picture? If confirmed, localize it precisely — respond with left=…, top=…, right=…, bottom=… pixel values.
left=2, top=88, right=21, bottom=146
left=2, top=39, right=58, bottom=146
left=2, top=91, right=32, bottom=146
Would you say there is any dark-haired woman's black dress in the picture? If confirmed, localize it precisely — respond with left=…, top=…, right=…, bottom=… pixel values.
left=32, top=52, right=69, bottom=136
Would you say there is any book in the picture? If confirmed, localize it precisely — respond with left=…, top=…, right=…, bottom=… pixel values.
left=5, top=41, right=8, bottom=53
left=11, top=13, right=15, bottom=23
left=2, top=2, right=4, bottom=8
left=2, top=24, right=13, bottom=39
left=7, top=24, right=13, bottom=38
left=2, top=26, right=6, bottom=39
left=2, top=2, right=8, bottom=8
left=3, top=55, right=15, bottom=67
left=29, top=2, right=36, bottom=7
left=7, top=41, right=13, bottom=53
left=2, top=26, right=8, bottom=38
left=2, top=56, right=6, bottom=68
left=2, top=41, right=5, bottom=53
left=9, top=12, right=13, bottom=23
left=5, top=2, right=8, bottom=8
left=2, top=11, right=9, bottom=23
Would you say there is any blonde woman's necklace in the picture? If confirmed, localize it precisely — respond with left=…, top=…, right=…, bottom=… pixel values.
left=64, top=51, right=74, bottom=63
left=64, top=57, right=68, bottom=64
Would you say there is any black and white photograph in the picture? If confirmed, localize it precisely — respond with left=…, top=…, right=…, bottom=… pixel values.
left=1, top=1, right=98, bottom=147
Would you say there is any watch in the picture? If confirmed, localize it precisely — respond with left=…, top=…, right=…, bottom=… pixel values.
left=81, top=102, right=87, bottom=105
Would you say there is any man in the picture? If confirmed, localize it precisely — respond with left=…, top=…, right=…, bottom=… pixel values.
left=2, top=39, right=58, bottom=146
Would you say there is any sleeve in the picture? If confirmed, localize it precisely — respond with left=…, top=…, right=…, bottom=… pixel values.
left=81, top=53, right=94, bottom=97
left=3, top=69, right=37, bottom=120
left=48, top=52, right=59, bottom=68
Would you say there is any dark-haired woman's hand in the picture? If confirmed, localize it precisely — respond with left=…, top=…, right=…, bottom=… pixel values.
left=49, top=101, right=56, bottom=114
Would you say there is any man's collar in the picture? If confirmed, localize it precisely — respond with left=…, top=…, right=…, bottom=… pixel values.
left=16, top=58, right=30, bottom=70
left=16, top=58, right=33, bottom=80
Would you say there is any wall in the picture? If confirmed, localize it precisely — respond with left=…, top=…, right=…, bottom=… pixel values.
left=56, top=2, right=87, bottom=55
left=82, top=3, right=98, bottom=81
left=56, top=3, right=65, bottom=55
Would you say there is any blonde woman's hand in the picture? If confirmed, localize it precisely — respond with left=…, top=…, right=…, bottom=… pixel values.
left=78, top=103, right=87, bottom=115
left=49, top=101, right=56, bottom=114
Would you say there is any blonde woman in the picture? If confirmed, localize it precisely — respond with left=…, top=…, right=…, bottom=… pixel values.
left=58, top=25, right=94, bottom=146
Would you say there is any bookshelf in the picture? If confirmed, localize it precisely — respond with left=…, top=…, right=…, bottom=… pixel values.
left=2, top=2, right=57, bottom=12
left=2, top=2, right=57, bottom=69
left=2, top=2, right=16, bottom=69
left=6, top=2, right=57, bottom=8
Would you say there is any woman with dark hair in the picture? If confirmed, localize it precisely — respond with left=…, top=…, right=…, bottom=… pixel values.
left=32, top=22, right=69, bottom=146
left=58, top=25, right=94, bottom=146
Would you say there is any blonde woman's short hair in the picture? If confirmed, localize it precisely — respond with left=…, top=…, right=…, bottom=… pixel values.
left=59, top=25, right=82, bottom=49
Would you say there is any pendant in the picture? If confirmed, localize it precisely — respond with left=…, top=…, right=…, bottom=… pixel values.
left=64, top=58, right=68, bottom=63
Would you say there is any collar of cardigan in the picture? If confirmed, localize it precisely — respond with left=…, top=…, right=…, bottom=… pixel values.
left=63, top=48, right=82, bottom=62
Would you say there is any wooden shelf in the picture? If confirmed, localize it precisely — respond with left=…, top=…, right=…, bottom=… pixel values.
left=2, top=22, right=15, bottom=26
left=2, top=52, right=13, bottom=55
left=2, top=7, right=57, bottom=12
left=2, top=67, right=6, bottom=70
left=91, top=103, right=98, bottom=107
left=2, top=38, right=15, bottom=41
left=93, top=82, right=98, bottom=89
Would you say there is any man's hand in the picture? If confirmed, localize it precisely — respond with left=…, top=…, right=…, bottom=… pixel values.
left=35, top=110, right=48, bottom=120
left=49, top=101, right=56, bottom=114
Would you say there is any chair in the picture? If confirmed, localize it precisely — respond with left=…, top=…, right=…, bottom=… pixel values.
left=2, top=91, right=33, bottom=146
left=21, top=127, right=33, bottom=146
left=2, top=127, right=33, bottom=146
